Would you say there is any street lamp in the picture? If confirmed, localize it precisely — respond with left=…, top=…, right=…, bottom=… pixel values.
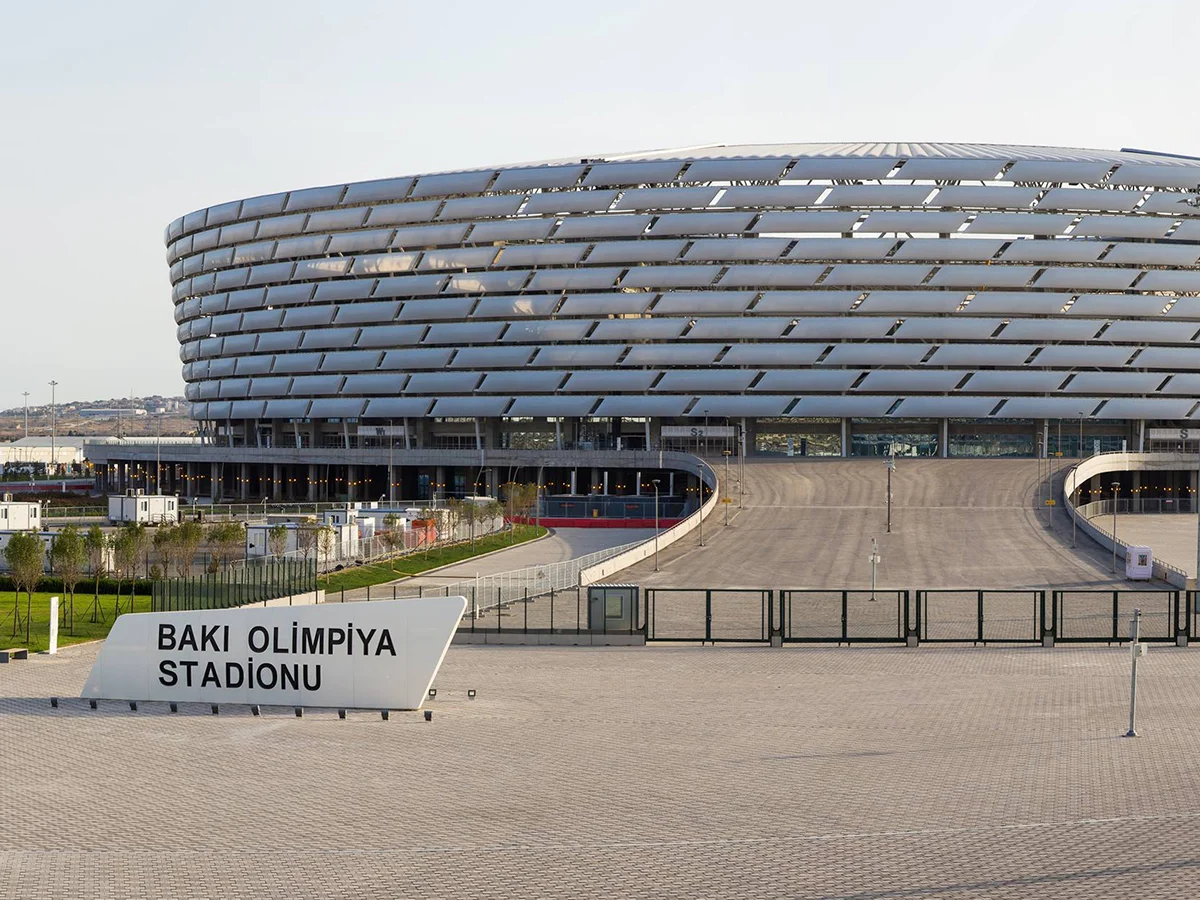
left=1112, top=480, right=1121, bottom=573
left=388, top=418, right=395, bottom=505
left=652, top=478, right=661, bottom=571
left=154, top=412, right=163, bottom=493
left=1072, top=412, right=1088, bottom=548
left=723, top=449, right=731, bottom=526
left=21, top=392, right=29, bottom=438
left=886, top=454, right=896, bottom=534
left=48, top=381, right=57, bottom=476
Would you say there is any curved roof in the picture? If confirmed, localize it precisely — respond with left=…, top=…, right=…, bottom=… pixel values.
left=609, top=142, right=1200, bottom=166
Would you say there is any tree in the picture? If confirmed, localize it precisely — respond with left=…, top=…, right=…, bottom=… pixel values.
left=49, top=525, right=86, bottom=635
left=267, top=524, right=289, bottom=559
left=175, top=521, right=203, bottom=576
left=316, top=525, right=336, bottom=582
left=111, top=528, right=139, bottom=617
left=4, top=531, right=44, bottom=643
left=83, top=525, right=108, bottom=622
left=206, top=521, right=246, bottom=571
left=126, top=522, right=150, bottom=579
left=153, top=525, right=178, bottom=579
left=506, top=483, right=539, bottom=542
left=296, top=517, right=318, bottom=565
left=379, top=513, right=403, bottom=571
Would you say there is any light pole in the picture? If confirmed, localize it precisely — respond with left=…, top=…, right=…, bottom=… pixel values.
left=1072, top=412, right=1087, bottom=548
left=869, top=537, right=880, bottom=602
left=1112, top=480, right=1121, bottom=573
left=48, top=380, right=57, bottom=476
left=723, top=449, right=731, bottom=526
left=388, top=418, right=395, bottom=505
left=652, top=478, right=661, bottom=571
left=21, top=392, right=29, bottom=438
left=886, top=454, right=895, bottom=533
left=155, top=413, right=163, bottom=493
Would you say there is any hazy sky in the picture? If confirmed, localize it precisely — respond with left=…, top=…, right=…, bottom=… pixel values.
left=2, top=0, right=1198, bottom=408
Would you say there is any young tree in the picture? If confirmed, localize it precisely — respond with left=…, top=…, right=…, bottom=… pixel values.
left=153, top=524, right=178, bottom=579
left=49, top=525, right=86, bottom=635
left=267, top=524, right=289, bottom=559
left=175, top=520, right=203, bottom=576
left=83, top=525, right=108, bottom=622
left=506, top=483, right=539, bottom=542
left=111, top=528, right=139, bottom=617
left=206, top=521, right=246, bottom=571
left=379, top=513, right=403, bottom=571
left=4, top=531, right=44, bottom=643
left=125, top=522, right=150, bottom=579
left=296, top=518, right=318, bottom=565
left=316, top=525, right=336, bottom=582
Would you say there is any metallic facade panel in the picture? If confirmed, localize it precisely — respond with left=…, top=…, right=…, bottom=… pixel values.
left=285, top=185, right=344, bottom=211
left=923, top=344, right=1032, bottom=366
left=1033, top=267, right=1141, bottom=290
left=468, top=219, right=556, bottom=243
left=589, top=318, right=688, bottom=341
left=350, top=252, right=420, bottom=276
left=548, top=215, right=652, bottom=240
left=753, top=211, right=860, bottom=233
left=622, top=344, right=724, bottom=366
left=892, top=396, right=1001, bottom=417
left=1100, top=398, right=1198, bottom=419
left=857, top=212, right=968, bottom=233
left=822, top=185, right=932, bottom=207
left=405, top=372, right=482, bottom=394
left=654, top=370, right=758, bottom=392
left=928, top=266, right=1037, bottom=288
left=478, top=370, right=565, bottom=392
left=1109, top=164, right=1200, bottom=189
left=363, top=397, right=433, bottom=417
left=1036, top=189, right=1143, bottom=211
left=1070, top=216, right=1173, bottom=239
left=438, top=195, right=523, bottom=220
left=715, top=186, right=822, bottom=208
left=563, top=371, right=660, bottom=392
left=1137, top=270, right=1200, bottom=293
left=720, top=344, right=824, bottom=366
left=593, top=396, right=693, bottom=417
left=503, top=320, right=594, bottom=344
left=449, top=346, right=535, bottom=368
left=1065, top=373, right=1165, bottom=393
left=366, top=200, right=440, bottom=226
left=521, top=191, right=619, bottom=215
left=652, top=291, right=754, bottom=315
left=892, top=238, right=1004, bottom=261
left=586, top=240, right=689, bottom=264
left=788, top=317, right=896, bottom=339
left=331, top=300, right=400, bottom=325
left=822, top=264, right=932, bottom=287
left=963, top=371, right=1065, bottom=393
left=379, top=348, right=454, bottom=369
left=856, top=370, right=964, bottom=392
left=685, top=317, right=792, bottom=340
left=496, top=243, right=586, bottom=266
left=1003, top=161, right=1112, bottom=182
left=999, top=239, right=1107, bottom=263
left=855, top=291, right=966, bottom=313
left=963, top=292, right=1071, bottom=315
left=356, top=324, right=427, bottom=348
left=421, top=322, right=505, bottom=344
left=557, top=293, right=651, bottom=316
left=430, top=397, right=512, bottom=417
left=391, top=223, right=470, bottom=248
left=754, top=370, right=862, bottom=392
left=753, top=291, right=859, bottom=314
left=289, top=375, right=344, bottom=395
left=891, top=317, right=1003, bottom=339
left=526, top=268, right=623, bottom=291
left=341, top=373, right=408, bottom=394
left=341, top=178, right=414, bottom=205
left=998, top=397, right=1106, bottom=418
left=489, top=165, right=586, bottom=191
left=409, top=170, right=494, bottom=198
left=896, top=158, right=1006, bottom=181
left=326, top=229, right=393, bottom=254
left=1103, top=242, right=1200, bottom=265
left=319, top=351, right=383, bottom=372
left=931, top=186, right=1041, bottom=209
left=613, top=187, right=720, bottom=210
left=1102, top=320, right=1199, bottom=343
left=308, top=398, right=365, bottom=418
left=688, top=395, right=792, bottom=417
left=717, top=264, right=824, bottom=288
left=529, top=345, right=624, bottom=367
left=472, top=295, right=559, bottom=319
left=581, top=161, right=684, bottom=186
left=507, top=396, right=598, bottom=417
left=681, top=159, right=791, bottom=182
left=685, top=237, right=791, bottom=261
left=789, top=396, right=899, bottom=417
left=822, top=344, right=931, bottom=365
left=787, top=158, right=898, bottom=180
left=1065, top=295, right=1167, bottom=317
left=1034, top=345, right=1135, bottom=367
left=999, top=319, right=1105, bottom=341
left=787, top=238, right=895, bottom=260
left=966, top=213, right=1075, bottom=235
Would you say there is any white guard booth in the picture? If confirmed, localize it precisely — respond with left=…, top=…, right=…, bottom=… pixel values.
left=1125, top=546, right=1153, bottom=581
left=108, top=491, right=178, bottom=525
left=81, top=596, right=466, bottom=710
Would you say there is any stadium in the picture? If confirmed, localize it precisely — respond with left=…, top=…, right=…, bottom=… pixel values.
left=92, top=142, right=1200, bottom=504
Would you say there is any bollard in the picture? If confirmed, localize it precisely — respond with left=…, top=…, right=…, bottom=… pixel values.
left=381, top=709, right=390, bottom=721
left=424, top=710, right=432, bottom=722
left=89, top=699, right=97, bottom=710
left=50, top=697, right=58, bottom=709
left=1125, top=608, right=1141, bottom=738
left=169, top=702, right=178, bottom=713
left=250, top=705, right=260, bottom=716
left=129, top=701, right=138, bottom=712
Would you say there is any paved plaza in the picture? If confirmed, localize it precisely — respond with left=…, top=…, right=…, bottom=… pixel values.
left=1110, top=514, right=1197, bottom=577
left=3, top=640, right=1200, bottom=898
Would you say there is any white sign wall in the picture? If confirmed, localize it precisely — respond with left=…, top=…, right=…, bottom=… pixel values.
left=81, top=597, right=466, bottom=710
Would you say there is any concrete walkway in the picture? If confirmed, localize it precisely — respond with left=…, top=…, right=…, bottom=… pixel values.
left=1109, top=514, right=1198, bottom=576
left=336, top=527, right=653, bottom=601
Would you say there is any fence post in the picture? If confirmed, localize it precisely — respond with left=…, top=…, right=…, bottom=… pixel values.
left=1176, top=590, right=1188, bottom=648
left=524, top=587, right=528, bottom=635
left=906, top=591, right=918, bottom=648
left=841, top=590, right=849, bottom=645
left=577, top=588, right=582, bottom=636
left=550, top=587, right=555, bottom=632
left=366, top=584, right=370, bottom=602
left=705, top=590, right=712, bottom=643
left=1112, top=590, right=1120, bottom=643
left=977, top=590, right=984, bottom=645
left=1042, top=591, right=1055, bottom=648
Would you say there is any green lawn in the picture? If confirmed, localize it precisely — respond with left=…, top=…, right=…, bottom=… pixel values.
left=1, top=591, right=152, bottom=653
left=321, top=524, right=548, bottom=594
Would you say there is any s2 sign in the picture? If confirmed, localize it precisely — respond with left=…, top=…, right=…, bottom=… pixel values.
left=81, top=597, right=466, bottom=710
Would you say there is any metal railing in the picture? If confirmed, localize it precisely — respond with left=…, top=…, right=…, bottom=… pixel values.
left=1077, top=498, right=1195, bottom=517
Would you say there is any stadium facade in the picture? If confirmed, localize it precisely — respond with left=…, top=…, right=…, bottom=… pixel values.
left=92, top=142, right=1200, bottom=503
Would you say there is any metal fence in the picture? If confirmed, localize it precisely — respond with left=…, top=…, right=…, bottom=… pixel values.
left=150, top=558, right=317, bottom=611
left=1078, top=498, right=1196, bottom=516
left=626, top=587, right=1194, bottom=646
left=326, top=539, right=646, bottom=616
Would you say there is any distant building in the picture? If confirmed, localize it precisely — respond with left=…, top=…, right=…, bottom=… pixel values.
left=78, top=408, right=147, bottom=420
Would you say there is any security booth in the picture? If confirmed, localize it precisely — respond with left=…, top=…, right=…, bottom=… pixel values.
left=1125, top=546, right=1153, bottom=581
left=587, top=584, right=640, bottom=633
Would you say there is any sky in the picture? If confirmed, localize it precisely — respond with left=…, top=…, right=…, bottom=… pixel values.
left=1, top=0, right=1198, bottom=408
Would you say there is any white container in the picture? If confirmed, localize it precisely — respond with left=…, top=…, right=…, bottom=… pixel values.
left=1125, top=546, right=1153, bottom=581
